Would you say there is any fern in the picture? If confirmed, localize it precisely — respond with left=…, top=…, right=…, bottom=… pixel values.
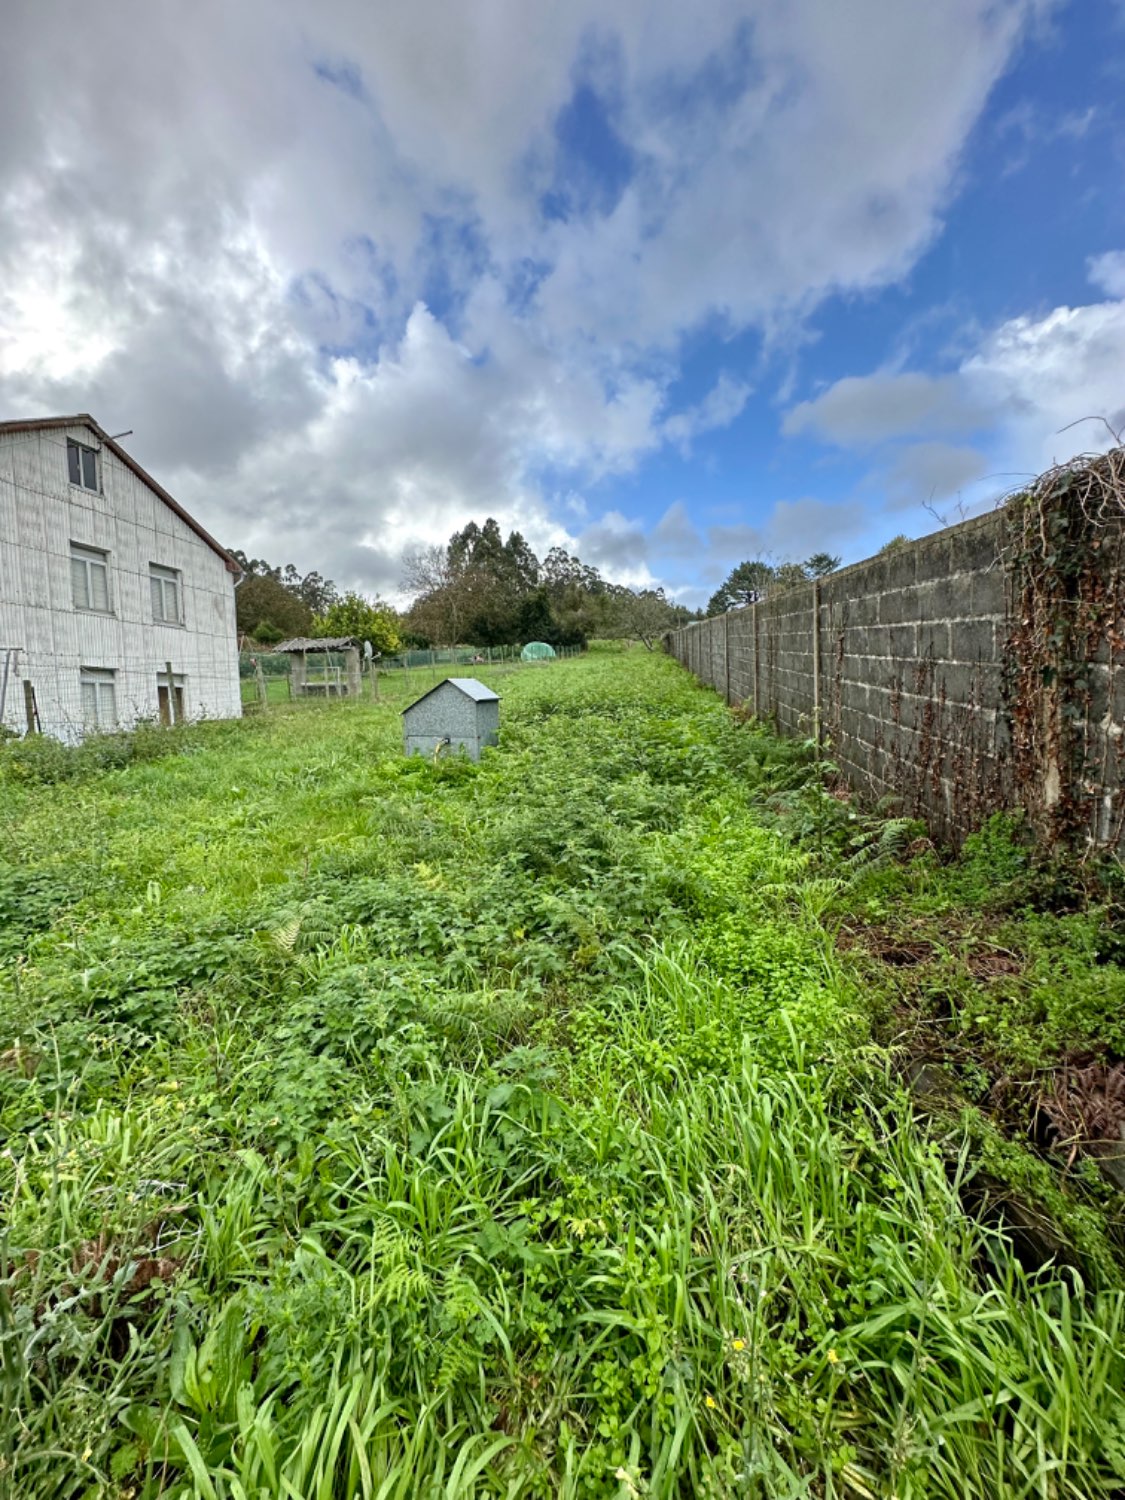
left=843, top=817, right=917, bottom=881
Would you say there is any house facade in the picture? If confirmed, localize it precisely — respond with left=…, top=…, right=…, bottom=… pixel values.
left=0, top=416, right=242, bottom=741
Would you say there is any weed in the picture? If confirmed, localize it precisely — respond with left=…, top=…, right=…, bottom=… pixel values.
left=0, top=653, right=1123, bottom=1497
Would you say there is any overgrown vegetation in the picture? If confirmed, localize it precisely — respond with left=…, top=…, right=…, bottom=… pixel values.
left=1, top=652, right=1123, bottom=1498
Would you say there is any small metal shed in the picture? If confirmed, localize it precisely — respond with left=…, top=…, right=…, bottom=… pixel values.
left=402, top=677, right=500, bottom=762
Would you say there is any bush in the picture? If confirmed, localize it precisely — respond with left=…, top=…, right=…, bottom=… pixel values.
left=0, top=721, right=197, bottom=786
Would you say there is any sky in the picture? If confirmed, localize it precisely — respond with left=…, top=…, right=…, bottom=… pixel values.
left=1, top=0, right=1123, bottom=608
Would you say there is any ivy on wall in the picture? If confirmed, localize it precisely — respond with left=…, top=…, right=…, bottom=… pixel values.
left=1004, top=446, right=1125, bottom=850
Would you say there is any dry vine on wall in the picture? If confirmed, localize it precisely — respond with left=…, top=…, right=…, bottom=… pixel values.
left=1004, top=445, right=1125, bottom=850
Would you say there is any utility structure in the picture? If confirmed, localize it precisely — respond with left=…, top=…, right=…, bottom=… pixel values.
left=402, top=677, right=499, bottom=762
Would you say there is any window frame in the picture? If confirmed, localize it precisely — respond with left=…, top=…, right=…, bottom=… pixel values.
left=70, top=542, right=113, bottom=615
left=67, top=439, right=100, bottom=493
left=149, top=562, right=184, bottom=626
left=79, top=667, right=117, bottom=730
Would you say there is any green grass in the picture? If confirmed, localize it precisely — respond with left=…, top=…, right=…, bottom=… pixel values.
left=1, top=651, right=1123, bottom=1499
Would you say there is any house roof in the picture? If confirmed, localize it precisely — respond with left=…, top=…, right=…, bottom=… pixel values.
left=0, top=415, right=241, bottom=575
left=402, top=676, right=500, bottom=714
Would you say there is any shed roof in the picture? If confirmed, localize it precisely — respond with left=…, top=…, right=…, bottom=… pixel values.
left=401, top=677, right=500, bottom=714
left=272, top=636, right=360, bottom=653
left=0, top=415, right=240, bottom=575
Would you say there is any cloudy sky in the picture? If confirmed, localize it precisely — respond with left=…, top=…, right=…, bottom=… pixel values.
left=1, top=1, right=1123, bottom=605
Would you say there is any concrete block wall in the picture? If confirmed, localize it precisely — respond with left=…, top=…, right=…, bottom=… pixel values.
left=670, top=509, right=1021, bottom=845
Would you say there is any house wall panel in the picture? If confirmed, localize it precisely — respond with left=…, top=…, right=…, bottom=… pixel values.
left=0, top=423, right=241, bottom=740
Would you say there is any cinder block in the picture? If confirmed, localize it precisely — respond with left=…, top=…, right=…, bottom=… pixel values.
left=949, top=619, right=996, bottom=662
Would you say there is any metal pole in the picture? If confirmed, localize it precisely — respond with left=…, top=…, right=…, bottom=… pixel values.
left=724, top=612, right=731, bottom=703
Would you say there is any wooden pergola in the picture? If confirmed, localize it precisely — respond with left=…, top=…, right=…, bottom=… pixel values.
left=272, top=636, right=364, bottom=697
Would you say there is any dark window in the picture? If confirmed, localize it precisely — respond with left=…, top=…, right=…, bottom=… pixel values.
left=67, top=439, right=98, bottom=491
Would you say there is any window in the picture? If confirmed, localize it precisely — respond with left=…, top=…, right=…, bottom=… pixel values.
left=67, top=439, right=99, bottom=491
left=80, top=668, right=116, bottom=729
left=70, top=543, right=112, bottom=612
left=157, top=673, right=186, bottom=726
left=150, top=563, right=183, bottom=624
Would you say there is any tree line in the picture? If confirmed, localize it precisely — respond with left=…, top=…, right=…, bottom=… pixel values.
left=231, top=531, right=856, bottom=656
left=230, top=526, right=696, bottom=654
left=400, top=519, right=697, bottom=649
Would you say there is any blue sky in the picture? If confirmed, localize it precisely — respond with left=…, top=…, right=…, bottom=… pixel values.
left=1, top=0, right=1123, bottom=605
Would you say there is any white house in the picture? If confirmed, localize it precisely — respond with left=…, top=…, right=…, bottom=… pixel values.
left=0, top=415, right=242, bottom=741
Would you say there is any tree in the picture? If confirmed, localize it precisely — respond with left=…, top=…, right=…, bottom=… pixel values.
left=614, top=588, right=677, bottom=649
left=772, top=561, right=811, bottom=590
left=314, top=592, right=401, bottom=654
left=401, top=545, right=471, bottom=646
left=878, top=534, right=912, bottom=555
left=235, top=572, right=313, bottom=641
left=706, top=559, right=774, bottom=615
left=229, top=550, right=339, bottom=640
left=804, top=552, right=841, bottom=577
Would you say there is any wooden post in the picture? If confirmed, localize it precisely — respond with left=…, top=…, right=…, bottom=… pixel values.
left=811, top=581, right=821, bottom=753
left=253, top=655, right=268, bottom=710
left=23, top=679, right=37, bottom=735
left=345, top=646, right=361, bottom=699
left=165, top=661, right=176, bottom=724
left=0, top=648, right=12, bottom=726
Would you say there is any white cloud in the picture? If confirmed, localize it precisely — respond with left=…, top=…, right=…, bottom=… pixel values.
left=0, top=0, right=1055, bottom=592
left=760, top=496, right=868, bottom=558
left=779, top=294, right=1125, bottom=537
left=1089, top=250, right=1125, bottom=300
left=662, top=374, right=752, bottom=453
left=784, top=372, right=987, bottom=444
left=961, top=299, right=1125, bottom=460
left=884, top=441, right=990, bottom=508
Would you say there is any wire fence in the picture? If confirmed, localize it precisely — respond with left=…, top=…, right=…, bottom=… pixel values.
left=0, top=642, right=584, bottom=742
left=1, top=647, right=241, bottom=744
left=236, top=643, right=582, bottom=710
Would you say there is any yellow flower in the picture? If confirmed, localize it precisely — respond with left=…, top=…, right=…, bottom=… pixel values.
left=827, top=1349, right=839, bottom=1365
left=731, top=1337, right=746, bottom=1352
left=705, top=1395, right=717, bottom=1409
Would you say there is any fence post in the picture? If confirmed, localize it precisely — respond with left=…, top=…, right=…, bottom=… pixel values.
left=724, top=612, right=731, bottom=703
left=752, top=605, right=759, bottom=719
left=811, top=581, right=821, bottom=754
left=253, top=655, right=268, bottom=711
left=23, top=679, right=38, bottom=735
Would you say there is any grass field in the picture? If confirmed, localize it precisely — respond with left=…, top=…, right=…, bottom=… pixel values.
left=2, top=649, right=1124, bottom=1498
